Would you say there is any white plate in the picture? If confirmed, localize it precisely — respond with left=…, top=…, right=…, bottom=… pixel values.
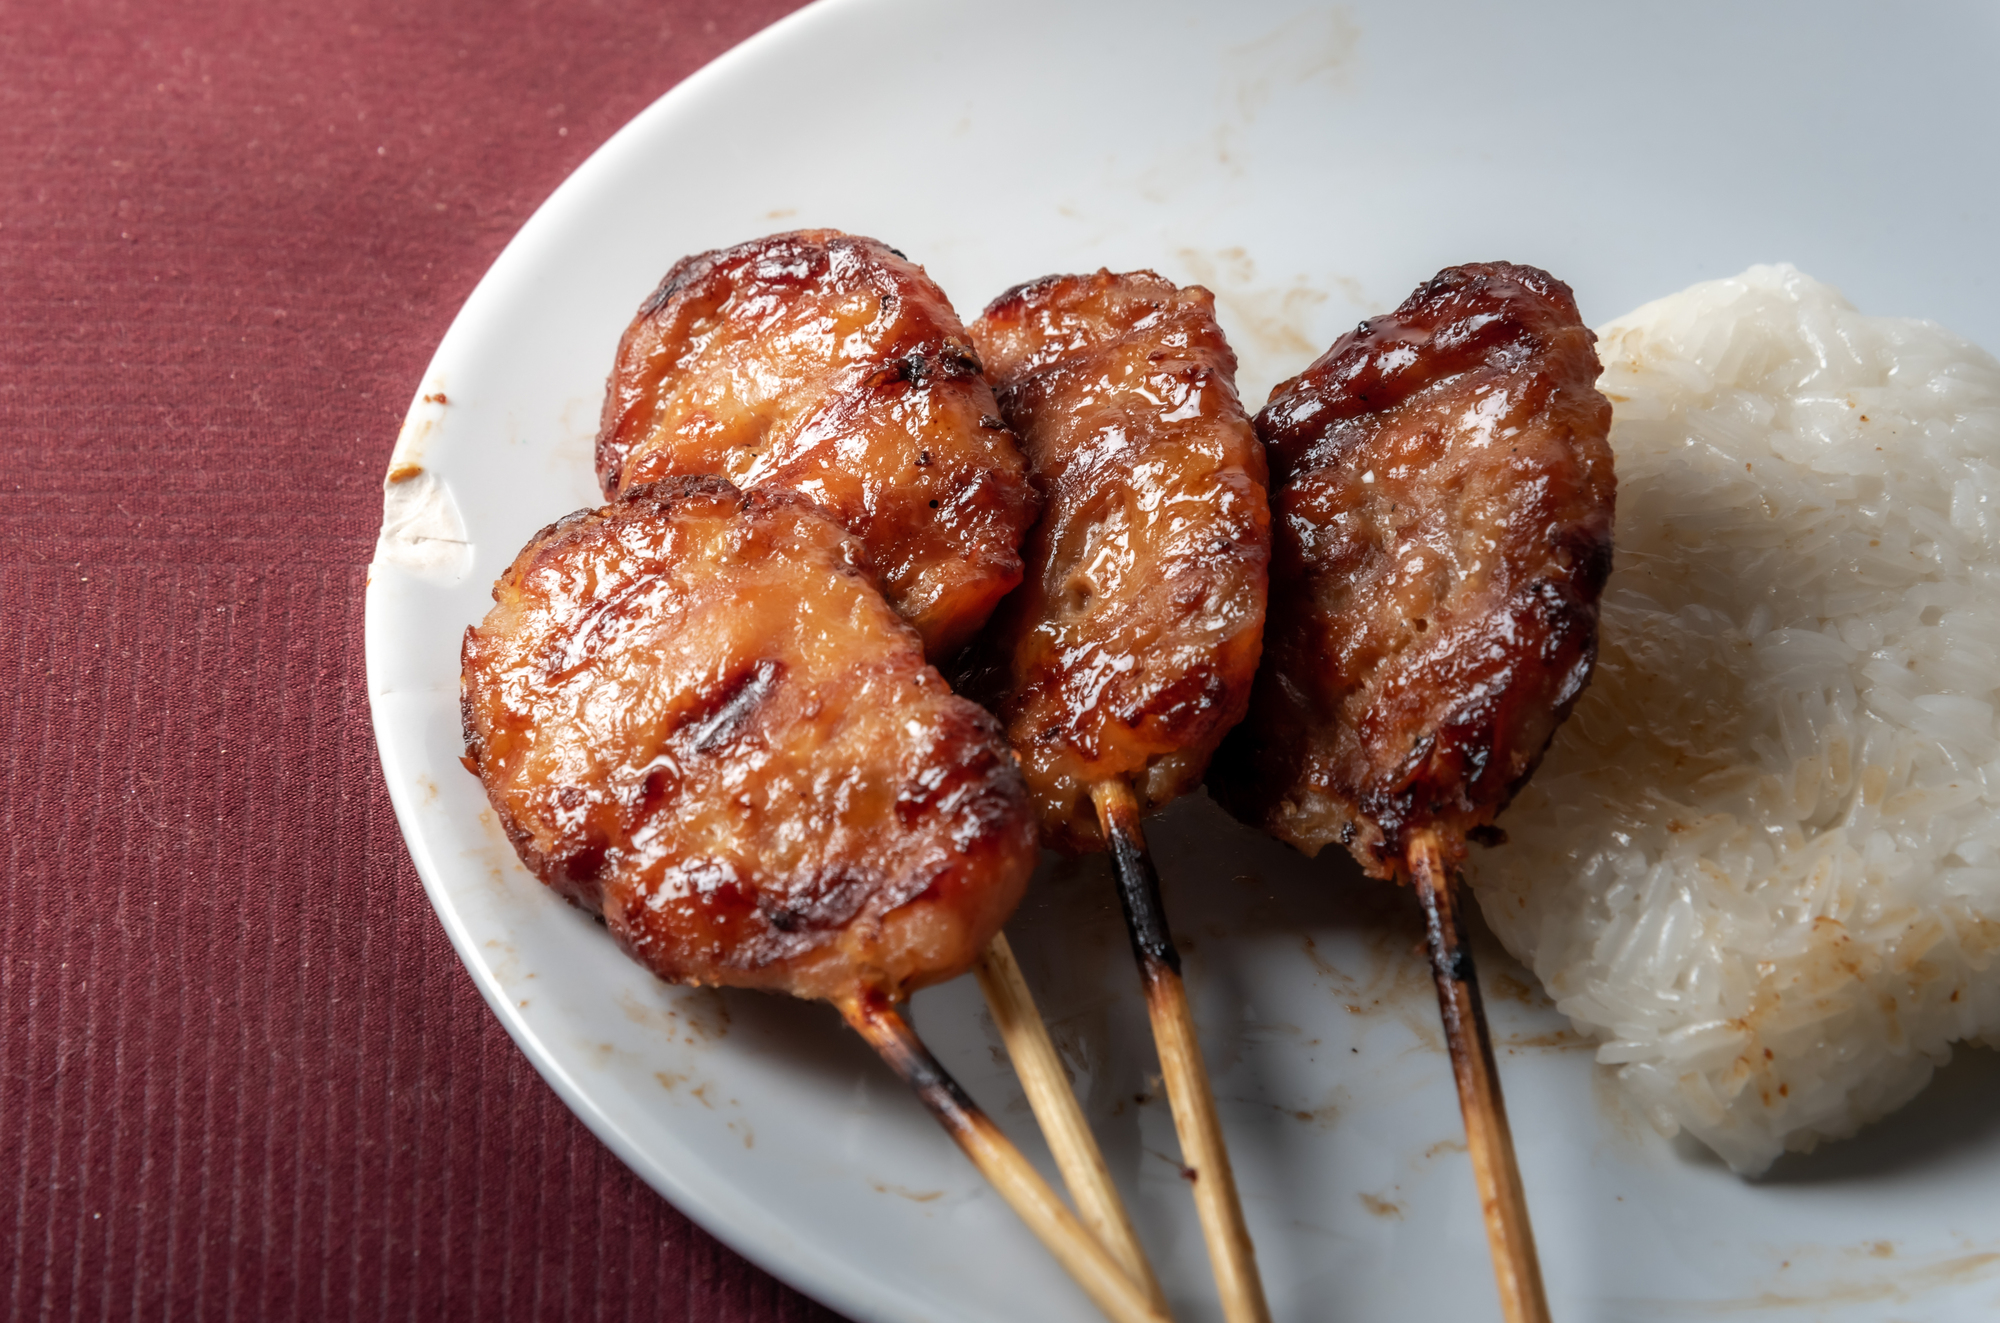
left=364, top=2, right=2000, bottom=1318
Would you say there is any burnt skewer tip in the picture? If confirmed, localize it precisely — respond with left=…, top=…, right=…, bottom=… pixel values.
left=1092, top=780, right=1272, bottom=1323
left=1095, top=780, right=1181, bottom=983
left=838, top=992, right=1175, bottom=1323
left=1406, top=830, right=1551, bottom=1323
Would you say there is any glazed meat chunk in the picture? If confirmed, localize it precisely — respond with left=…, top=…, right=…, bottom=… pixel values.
left=1211, top=263, right=1615, bottom=876
left=460, top=477, right=1038, bottom=1002
left=965, top=271, right=1270, bottom=851
left=596, top=230, right=1038, bottom=658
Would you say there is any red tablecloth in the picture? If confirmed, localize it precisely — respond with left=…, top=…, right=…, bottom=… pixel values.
left=1, top=2, right=847, bottom=1317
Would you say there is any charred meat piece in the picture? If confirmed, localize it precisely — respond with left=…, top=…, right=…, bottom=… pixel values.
left=965, top=271, right=1270, bottom=851
left=596, top=230, right=1038, bottom=658
left=1211, top=262, right=1615, bottom=876
left=460, top=476, right=1038, bottom=1002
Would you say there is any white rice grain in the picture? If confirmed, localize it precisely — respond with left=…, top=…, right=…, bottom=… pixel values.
left=1465, top=265, right=2000, bottom=1173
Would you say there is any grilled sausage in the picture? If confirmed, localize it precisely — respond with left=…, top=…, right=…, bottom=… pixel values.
left=1211, top=262, right=1615, bottom=877
left=460, top=476, right=1038, bottom=1002
left=964, top=271, right=1270, bottom=851
left=596, top=230, right=1038, bottom=658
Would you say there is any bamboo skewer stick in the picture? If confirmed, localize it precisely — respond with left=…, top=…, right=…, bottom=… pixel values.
left=1406, top=829, right=1550, bottom=1323
left=975, top=934, right=1171, bottom=1312
left=1092, top=779, right=1272, bottom=1323
left=839, top=992, right=1175, bottom=1323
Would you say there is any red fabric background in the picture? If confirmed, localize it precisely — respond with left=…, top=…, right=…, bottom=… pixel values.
left=0, top=1, right=848, bottom=1318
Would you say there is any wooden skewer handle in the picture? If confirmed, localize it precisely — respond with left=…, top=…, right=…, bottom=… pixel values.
left=839, top=993, right=1175, bottom=1323
left=1408, top=830, right=1551, bottom=1323
left=1142, top=960, right=1270, bottom=1323
left=975, top=934, right=1170, bottom=1312
left=1094, top=780, right=1273, bottom=1323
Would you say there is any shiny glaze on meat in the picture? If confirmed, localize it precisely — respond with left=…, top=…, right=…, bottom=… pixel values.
left=1210, top=263, right=1614, bottom=877
left=964, top=271, right=1270, bottom=851
left=460, top=477, right=1038, bottom=1002
left=595, top=230, right=1038, bottom=659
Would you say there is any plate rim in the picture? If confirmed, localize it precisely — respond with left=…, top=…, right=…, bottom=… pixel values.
left=362, top=2, right=953, bottom=1318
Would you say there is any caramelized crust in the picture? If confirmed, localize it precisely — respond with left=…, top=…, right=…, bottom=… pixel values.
left=1211, top=263, right=1614, bottom=877
left=965, top=271, right=1270, bottom=851
left=459, top=477, right=1037, bottom=1002
left=595, top=230, right=1038, bottom=658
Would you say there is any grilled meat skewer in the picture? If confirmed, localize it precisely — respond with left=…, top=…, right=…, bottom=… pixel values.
left=968, top=269, right=1273, bottom=1323
left=1215, top=262, right=1617, bottom=1323
left=461, top=477, right=1169, bottom=1323
left=595, top=232, right=1166, bottom=1306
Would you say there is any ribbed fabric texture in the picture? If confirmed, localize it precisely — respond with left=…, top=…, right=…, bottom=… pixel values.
left=2, top=1, right=842, bottom=1318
